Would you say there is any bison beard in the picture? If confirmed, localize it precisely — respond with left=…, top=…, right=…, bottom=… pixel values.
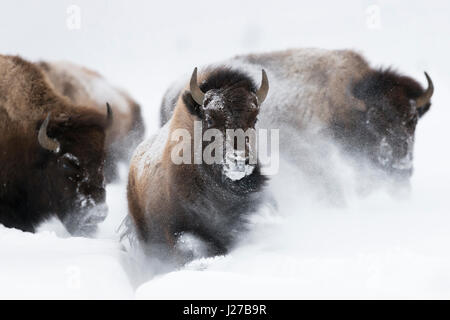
left=167, top=163, right=267, bottom=257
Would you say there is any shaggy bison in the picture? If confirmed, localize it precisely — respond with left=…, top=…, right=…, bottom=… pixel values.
left=161, top=49, right=433, bottom=188
left=0, top=55, right=112, bottom=235
left=127, top=67, right=269, bottom=261
left=37, top=61, right=145, bottom=181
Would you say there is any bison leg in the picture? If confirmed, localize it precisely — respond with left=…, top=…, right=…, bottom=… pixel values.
left=186, top=228, right=230, bottom=257
left=104, top=152, right=119, bottom=183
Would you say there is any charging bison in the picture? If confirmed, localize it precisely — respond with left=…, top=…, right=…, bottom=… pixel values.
left=127, top=67, right=269, bottom=261
left=0, top=55, right=112, bottom=235
left=37, top=61, right=145, bottom=181
left=161, top=49, right=433, bottom=187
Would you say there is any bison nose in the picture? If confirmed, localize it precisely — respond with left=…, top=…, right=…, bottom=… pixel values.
left=86, top=203, right=108, bottom=224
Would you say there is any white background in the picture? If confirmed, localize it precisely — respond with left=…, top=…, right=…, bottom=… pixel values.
left=0, top=0, right=449, bottom=299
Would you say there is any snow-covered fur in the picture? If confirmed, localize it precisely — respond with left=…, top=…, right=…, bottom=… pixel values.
left=37, top=61, right=145, bottom=181
left=127, top=68, right=267, bottom=262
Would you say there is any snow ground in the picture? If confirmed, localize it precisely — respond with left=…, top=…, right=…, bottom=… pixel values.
left=0, top=0, right=449, bottom=299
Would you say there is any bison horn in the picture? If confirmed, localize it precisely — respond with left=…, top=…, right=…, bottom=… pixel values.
left=256, top=69, right=269, bottom=104
left=415, top=72, right=434, bottom=108
left=38, top=113, right=60, bottom=153
left=190, top=67, right=205, bottom=105
left=106, top=102, right=113, bottom=128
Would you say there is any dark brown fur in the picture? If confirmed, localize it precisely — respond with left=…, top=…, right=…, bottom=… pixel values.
left=0, top=55, right=110, bottom=234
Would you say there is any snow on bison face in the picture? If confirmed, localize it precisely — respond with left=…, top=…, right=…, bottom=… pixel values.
left=343, top=71, right=433, bottom=181
left=185, top=68, right=268, bottom=181
left=35, top=105, right=112, bottom=235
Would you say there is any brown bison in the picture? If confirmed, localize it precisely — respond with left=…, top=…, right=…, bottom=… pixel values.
left=161, top=49, right=434, bottom=187
left=37, top=61, right=145, bottom=181
left=0, top=55, right=112, bottom=235
left=127, top=67, right=269, bottom=261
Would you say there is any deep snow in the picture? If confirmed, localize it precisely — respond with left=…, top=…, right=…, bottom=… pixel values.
left=0, top=0, right=449, bottom=299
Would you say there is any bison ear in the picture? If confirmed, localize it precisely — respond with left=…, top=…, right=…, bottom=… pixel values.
left=182, top=91, right=204, bottom=119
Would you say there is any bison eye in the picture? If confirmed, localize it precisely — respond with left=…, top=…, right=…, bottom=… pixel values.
left=58, top=153, right=81, bottom=176
left=61, top=160, right=77, bottom=171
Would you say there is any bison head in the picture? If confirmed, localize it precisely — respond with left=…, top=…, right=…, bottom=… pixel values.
left=35, top=104, right=113, bottom=235
left=185, top=67, right=268, bottom=182
left=345, top=70, right=433, bottom=182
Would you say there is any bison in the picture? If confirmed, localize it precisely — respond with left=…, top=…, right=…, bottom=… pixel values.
left=37, top=61, right=145, bottom=181
left=161, top=49, right=434, bottom=191
left=127, top=67, right=269, bottom=261
left=0, top=55, right=112, bottom=235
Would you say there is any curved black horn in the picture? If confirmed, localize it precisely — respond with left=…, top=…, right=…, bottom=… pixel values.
left=38, top=113, right=60, bottom=153
left=256, top=69, right=269, bottom=104
left=416, top=72, right=434, bottom=108
left=190, top=67, right=205, bottom=105
left=106, top=102, right=113, bottom=128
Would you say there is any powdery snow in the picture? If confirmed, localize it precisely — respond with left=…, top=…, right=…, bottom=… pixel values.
left=0, top=0, right=449, bottom=299
left=0, top=225, right=133, bottom=299
left=134, top=159, right=450, bottom=299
